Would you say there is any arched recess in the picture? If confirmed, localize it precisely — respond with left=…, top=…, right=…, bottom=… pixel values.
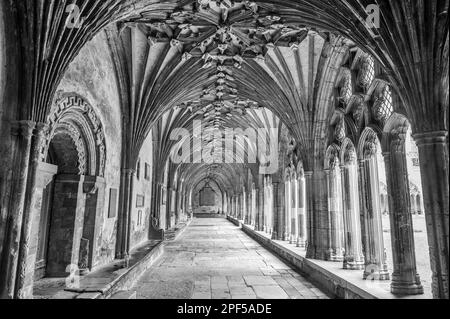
left=192, top=179, right=223, bottom=215
left=34, top=95, right=107, bottom=280
left=41, top=94, right=107, bottom=176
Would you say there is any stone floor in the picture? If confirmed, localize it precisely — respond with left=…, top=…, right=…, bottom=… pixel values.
left=132, top=217, right=329, bottom=299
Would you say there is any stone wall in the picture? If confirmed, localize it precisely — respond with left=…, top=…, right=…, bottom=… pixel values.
left=130, top=133, right=153, bottom=250
left=192, top=182, right=223, bottom=215
left=54, top=30, right=122, bottom=270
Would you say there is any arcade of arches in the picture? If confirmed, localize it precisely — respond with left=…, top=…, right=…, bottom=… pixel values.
left=0, top=1, right=448, bottom=299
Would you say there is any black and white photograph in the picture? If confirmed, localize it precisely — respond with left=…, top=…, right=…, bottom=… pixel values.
left=0, top=0, right=448, bottom=310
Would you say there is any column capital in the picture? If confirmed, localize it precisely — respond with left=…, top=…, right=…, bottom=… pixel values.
left=121, top=168, right=136, bottom=177
left=304, top=171, right=313, bottom=177
left=34, top=122, right=49, bottom=136
left=413, top=131, right=448, bottom=146
left=11, top=120, right=36, bottom=138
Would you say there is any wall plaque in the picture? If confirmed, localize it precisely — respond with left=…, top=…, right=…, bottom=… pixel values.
left=108, top=188, right=118, bottom=218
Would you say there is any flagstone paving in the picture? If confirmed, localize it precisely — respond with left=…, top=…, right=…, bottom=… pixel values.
left=132, top=217, right=330, bottom=299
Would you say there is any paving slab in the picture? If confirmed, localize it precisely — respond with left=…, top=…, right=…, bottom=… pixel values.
left=132, top=217, right=329, bottom=299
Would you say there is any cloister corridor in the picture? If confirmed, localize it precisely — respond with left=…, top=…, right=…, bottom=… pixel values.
left=132, top=216, right=328, bottom=299
left=0, top=1, right=447, bottom=303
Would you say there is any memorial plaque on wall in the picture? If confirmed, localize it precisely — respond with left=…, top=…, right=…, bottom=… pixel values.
left=108, top=188, right=118, bottom=218
left=136, top=195, right=145, bottom=208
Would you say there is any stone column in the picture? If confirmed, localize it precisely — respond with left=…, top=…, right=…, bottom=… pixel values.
left=305, top=171, right=331, bottom=260
left=236, top=195, right=240, bottom=219
left=231, top=196, right=234, bottom=217
left=230, top=196, right=233, bottom=217
left=271, top=182, right=280, bottom=240
left=245, top=192, right=251, bottom=224
left=221, top=193, right=225, bottom=215
left=241, top=193, right=246, bottom=221
left=258, top=188, right=265, bottom=232
left=284, top=180, right=291, bottom=241
left=251, top=189, right=256, bottom=227
left=359, top=156, right=389, bottom=280
left=241, top=193, right=245, bottom=221
left=116, top=168, right=135, bottom=259
left=293, top=178, right=300, bottom=246
left=264, top=181, right=270, bottom=233
left=124, top=169, right=135, bottom=257
left=276, top=182, right=285, bottom=240
left=236, top=195, right=239, bottom=218
left=15, top=123, right=48, bottom=298
left=255, top=189, right=259, bottom=228
left=262, top=183, right=267, bottom=232
left=297, top=174, right=307, bottom=248
left=46, top=175, right=86, bottom=277
left=325, top=168, right=344, bottom=261
left=341, top=162, right=365, bottom=270
left=305, top=171, right=314, bottom=257
left=0, top=121, right=35, bottom=299
left=414, top=131, right=449, bottom=299
left=174, top=190, right=180, bottom=225
left=16, top=162, right=57, bottom=298
left=166, top=187, right=173, bottom=229
left=80, top=176, right=106, bottom=273
left=383, top=127, right=423, bottom=295
left=223, top=193, right=227, bottom=215
left=290, top=179, right=297, bottom=244
left=236, top=194, right=240, bottom=220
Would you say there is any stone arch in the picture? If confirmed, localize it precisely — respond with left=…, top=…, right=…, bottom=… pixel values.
left=284, top=166, right=292, bottom=183
left=296, top=161, right=305, bottom=178
left=357, top=126, right=382, bottom=160
left=192, top=179, right=223, bottom=215
left=42, top=94, right=107, bottom=177
left=35, top=94, right=108, bottom=279
left=381, top=112, right=410, bottom=153
left=325, top=144, right=341, bottom=170
left=340, top=138, right=358, bottom=166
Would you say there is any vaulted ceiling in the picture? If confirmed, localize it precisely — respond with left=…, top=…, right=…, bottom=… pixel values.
left=12, top=0, right=447, bottom=129
left=5, top=0, right=448, bottom=193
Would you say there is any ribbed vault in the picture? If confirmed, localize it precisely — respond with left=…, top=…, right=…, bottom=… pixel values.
left=8, top=0, right=447, bottom=134
left=0, top=0, right=448, bottom=300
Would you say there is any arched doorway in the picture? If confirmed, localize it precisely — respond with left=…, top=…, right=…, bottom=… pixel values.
left=35, top=95, right=106, bottom=279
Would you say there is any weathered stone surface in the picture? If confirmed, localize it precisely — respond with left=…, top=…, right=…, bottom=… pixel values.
left=132, top=217, right=328, bottom=299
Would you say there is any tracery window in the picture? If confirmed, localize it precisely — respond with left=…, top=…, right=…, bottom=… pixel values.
left=341, top=75, right=353, bottom=105
left=359, top=56, right=375, bottom=87
left=379, top=86, right=394, bottom=118
left=373, top=85, right=394, bottom=122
